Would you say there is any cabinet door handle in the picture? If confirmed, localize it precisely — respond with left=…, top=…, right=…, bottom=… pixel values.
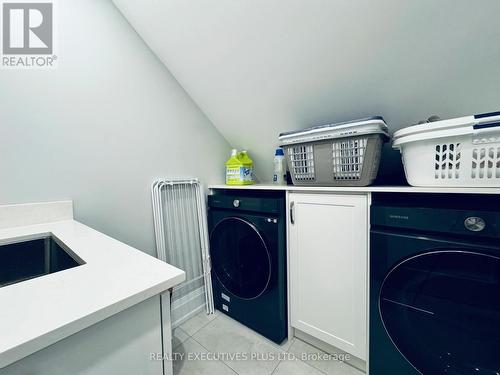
left=290, top=201, right=295, bottom=224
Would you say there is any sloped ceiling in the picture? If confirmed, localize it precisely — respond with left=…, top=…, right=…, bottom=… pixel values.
left=113, top=0, right=500, bottom=182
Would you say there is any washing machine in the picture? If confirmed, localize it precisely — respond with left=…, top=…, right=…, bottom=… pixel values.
left=370, top=193, right=500, bottom=375
left=208, top=191, right=287, bottom=344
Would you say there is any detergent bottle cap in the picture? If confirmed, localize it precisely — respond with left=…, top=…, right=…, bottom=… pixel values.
left=275, top=148, right=284, bottom=156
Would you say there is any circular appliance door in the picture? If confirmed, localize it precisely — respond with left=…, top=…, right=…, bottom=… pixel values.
left=380, top=250, right=500, bottom=375
left=210, top=217, right=271, bottom=300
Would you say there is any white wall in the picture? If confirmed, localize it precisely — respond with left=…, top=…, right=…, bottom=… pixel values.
left=0, top=0, right=230, bottom=255
left=113, top=0, right=500, bottom=182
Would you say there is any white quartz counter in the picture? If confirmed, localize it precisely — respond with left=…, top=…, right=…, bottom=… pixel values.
left=209, top=184, right=500, bottom=194
left=0, top=210, right=185, bottom=368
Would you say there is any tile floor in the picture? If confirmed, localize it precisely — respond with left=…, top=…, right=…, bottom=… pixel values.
left=172, top=311, right=365, bottom=375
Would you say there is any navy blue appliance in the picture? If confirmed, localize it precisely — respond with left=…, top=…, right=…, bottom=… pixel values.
left=370, top=193, right=500, bottom=375
left=208, top=191, right=287, bottom=344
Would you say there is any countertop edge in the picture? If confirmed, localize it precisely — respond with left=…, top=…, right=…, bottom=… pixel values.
left=208, top=184, right=500, bottom=194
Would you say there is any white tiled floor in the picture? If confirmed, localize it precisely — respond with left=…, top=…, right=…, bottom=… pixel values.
left=172, top=311, right=365, bottom=375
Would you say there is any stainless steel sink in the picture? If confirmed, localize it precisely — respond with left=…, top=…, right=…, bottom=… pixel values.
left=0, top=235, right=84, bottom=288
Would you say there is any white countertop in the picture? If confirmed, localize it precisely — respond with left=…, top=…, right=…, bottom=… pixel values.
left=0, top=219, right=185, bottom=368
left=209, top=184, right=500, bottom=194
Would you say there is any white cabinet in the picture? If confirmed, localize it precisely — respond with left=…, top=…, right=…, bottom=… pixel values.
left=2, top=296, right=169, bottom=375
left=289, top=193, right=368, bottom=360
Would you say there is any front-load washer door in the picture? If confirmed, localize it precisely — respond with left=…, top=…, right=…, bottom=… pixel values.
left=210, top=217, right=271, bottom=300
left=379, top=250, right=500, bottom=375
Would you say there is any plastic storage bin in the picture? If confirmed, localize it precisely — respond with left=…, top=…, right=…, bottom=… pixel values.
left=279, top=117, right=389, bottom=186
left=393, top=111, right=500, bottom=187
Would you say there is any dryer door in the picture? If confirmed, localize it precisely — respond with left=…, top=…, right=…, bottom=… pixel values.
left=379, top=250, right=500, bottom=375
left=210, top=217, right=271, bottom=300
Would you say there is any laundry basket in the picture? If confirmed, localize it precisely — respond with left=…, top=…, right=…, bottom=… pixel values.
left=279, top=117, right=389, bottom=186
left=393, top=111, right=500, bottom=187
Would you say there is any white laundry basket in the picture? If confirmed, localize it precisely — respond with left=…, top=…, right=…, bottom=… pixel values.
left=393, top=111, right=500, bottom=187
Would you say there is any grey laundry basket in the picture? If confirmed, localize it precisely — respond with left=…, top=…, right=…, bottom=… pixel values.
left=279, top=117, right=389, bottom=186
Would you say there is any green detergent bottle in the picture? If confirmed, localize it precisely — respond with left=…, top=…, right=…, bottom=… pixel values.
left=238, top=151, right=255, bottom=185
left=225, top=149, right=242, bottom=185
left=225, top=149, right=255, bottom=185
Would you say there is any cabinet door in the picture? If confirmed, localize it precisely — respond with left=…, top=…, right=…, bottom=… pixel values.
left=289, top=193, right=368, bottom=360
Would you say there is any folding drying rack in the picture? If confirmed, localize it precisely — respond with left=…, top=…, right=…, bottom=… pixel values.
left=151, top=178, right=214, bottom=324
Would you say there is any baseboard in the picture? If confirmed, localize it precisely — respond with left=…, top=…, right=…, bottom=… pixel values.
left=294, top=329, right=366, bottom=373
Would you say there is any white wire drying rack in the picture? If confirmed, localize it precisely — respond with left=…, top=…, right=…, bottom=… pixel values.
left=151, top=178, right=214, bottom=319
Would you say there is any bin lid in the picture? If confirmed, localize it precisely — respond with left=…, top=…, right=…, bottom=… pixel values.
left=279, top=116, right=389, bottom=145
left=393, top=111, right=500, bottom=148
